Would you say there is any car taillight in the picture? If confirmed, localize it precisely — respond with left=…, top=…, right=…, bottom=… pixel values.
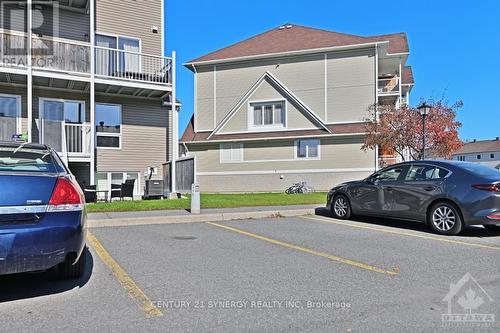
left=48, top=177, right=84, bottom=212
left=472, top=183, right=500, bottom=193
left=487, top=213, right=500, bottom=220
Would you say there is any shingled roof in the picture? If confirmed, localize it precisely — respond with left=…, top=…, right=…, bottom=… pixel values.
left=401, top=66, right=414, bottom=85
left=453, top=139, right=500, bottom=155
left=187, top=24, right=409, bottom=64
left=180, top=116, right=367, bottom=143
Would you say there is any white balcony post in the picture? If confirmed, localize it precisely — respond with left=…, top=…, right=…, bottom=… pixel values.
left=89, top=0, right=96, bottom=185
left=170, top=51, right=178, bottom=195
left=27, top=0, right=33, bottom=142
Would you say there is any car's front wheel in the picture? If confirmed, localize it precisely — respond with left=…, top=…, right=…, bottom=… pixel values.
left=59, top=247, right=87, bottom=279
left=428, top=202, right=463, bottom=235
left=331, top=194, right=351, bottom=219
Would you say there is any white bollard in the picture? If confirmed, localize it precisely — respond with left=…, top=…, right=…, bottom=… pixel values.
left=191, top=183, right=200, bottom=214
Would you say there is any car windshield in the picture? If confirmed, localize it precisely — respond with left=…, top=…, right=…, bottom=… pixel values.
left=0, top=146, right=60, bottom=173
left=458, top=162, right=500, bottom=178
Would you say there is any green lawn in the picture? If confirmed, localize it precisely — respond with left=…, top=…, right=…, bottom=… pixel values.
left=86, top=192, right=327, bottom=213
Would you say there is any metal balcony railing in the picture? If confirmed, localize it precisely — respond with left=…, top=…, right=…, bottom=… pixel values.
left=95, top=46, right=171, bottom=84
left=377, top=76, right=400, bottom=94
left=0, top=31, right=172, bottom=85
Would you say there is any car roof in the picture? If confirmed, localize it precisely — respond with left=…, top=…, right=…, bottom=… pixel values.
left=0, top=141, right=49, bottom=150
left=384, top=160, right=465, bottom=169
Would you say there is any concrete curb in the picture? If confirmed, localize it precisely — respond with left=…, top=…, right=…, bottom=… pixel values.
left=87, top=208, right=315, bottom=228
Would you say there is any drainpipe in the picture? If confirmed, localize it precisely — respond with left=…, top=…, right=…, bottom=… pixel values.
left=170, top=51, right=178, bottom=196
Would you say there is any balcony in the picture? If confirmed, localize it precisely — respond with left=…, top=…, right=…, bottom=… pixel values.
left=377, top=76, right=400, bottom=95
left=65, top=123, right=92, bottom=160
left=0, top=31, right=172, bottom=85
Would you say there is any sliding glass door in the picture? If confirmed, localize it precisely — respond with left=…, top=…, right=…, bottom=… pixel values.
left=41, top=100, right=64, bottom=152
left=0, top=95, right=20, bottom=141
left=95, top=34, right=140, bottom=77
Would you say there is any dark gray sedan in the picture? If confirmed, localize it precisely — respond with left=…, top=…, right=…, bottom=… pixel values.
left=326, top=161, right=500, bottom=235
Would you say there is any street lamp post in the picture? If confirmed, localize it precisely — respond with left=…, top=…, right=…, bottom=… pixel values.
left=417, top=102, right=432, bottom=160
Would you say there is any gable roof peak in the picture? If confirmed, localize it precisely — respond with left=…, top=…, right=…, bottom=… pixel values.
left=186, top=24, right=409, bottom=65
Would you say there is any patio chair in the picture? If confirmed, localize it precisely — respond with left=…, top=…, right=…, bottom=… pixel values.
left=84, top=185, right=97, bottom=203
left=121, top=179, right=135, bottom=200
left=110, top=184, right=123, bottom=201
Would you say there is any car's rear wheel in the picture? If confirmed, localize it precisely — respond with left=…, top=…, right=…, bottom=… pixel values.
left=428, top=202, right=463, bottom=235
left=331, top=194, right=351, bottom=219
left=59, top=247, right=87, bottom=279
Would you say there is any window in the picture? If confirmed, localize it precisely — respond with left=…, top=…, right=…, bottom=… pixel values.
left=0, top=95, right=21, bottom=141
left=405, top=165, right=450, bottom=181
left=97, top=172, right=141, bottom=199
left=295, top=139, right=320, bottom=159
left=95, top=34, right=141, bottom=75
left=491, top=153, right=495, bottom=159
left=250, top=101, right=285, bottom=128
left=220, top=143, right=243, bottom=163
left=96, top=103, right=122, bottom=148
left=477, top=154, right=481, bottom=160
left=457, top=155, right=465, bottom=161
left=372, top=166, right=404, bottom=181
left=40, top=98, right=85, bottom=152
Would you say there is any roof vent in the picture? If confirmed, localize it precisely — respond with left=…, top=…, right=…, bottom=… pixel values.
left=472, top=139, right=476, bottom=143
left=496, top=137, right=499, bottom=141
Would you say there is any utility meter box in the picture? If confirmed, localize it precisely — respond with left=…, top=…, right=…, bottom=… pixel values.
left=191, top=184, right=200, bottom=214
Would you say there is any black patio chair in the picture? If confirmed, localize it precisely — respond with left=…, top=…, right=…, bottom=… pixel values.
left=110, top=184, right=123, bottom=201
left=84, top=185, right=97, bottom=204
left=121, top=179, right=136, bottom=200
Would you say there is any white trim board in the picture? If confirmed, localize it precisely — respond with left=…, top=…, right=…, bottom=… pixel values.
left=209, top=71, right=330, bottom=139
left=197, top=168, right=374, bottom=176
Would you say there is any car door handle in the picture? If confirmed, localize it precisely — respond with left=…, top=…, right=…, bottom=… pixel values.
left=424, top=186, right=435, bottom=191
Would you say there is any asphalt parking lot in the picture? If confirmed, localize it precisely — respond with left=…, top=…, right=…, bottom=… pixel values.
left=1, top=210, right=499, bottom=332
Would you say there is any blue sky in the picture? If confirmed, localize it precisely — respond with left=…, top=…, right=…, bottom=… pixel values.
left=165, top=0, right=500, bottom=141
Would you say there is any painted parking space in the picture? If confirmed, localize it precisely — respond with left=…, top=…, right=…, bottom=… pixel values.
left=1, top=216, right=499, bottom=332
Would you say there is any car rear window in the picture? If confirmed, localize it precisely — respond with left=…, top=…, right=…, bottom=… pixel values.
left=458, top=162, right=500, bottom=178
left=0, top=146, right=61, bottom=173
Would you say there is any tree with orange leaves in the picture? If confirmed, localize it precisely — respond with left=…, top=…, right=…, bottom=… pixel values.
left=362, top=100, right=463, bottom=161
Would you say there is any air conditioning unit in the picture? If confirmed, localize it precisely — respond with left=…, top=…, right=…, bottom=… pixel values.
left=144, top=179, right=164, bottom=199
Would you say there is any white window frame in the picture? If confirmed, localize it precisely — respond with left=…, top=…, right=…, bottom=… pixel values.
left=97, top=171, right=142, bottom=199
left=294, top=139, right=321, bottom=160
left=95, top=103, right=122, bottom=150
left=220, top=142, right=244, bottom=163
left=39, top=97, right=86, bottom=149
left=248, top=99, right=287, bottom=131
left=95, top=32, right=142, bottom=72
left=0, top=94, right=22, bottom=138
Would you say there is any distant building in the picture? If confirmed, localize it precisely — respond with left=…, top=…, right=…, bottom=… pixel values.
left=452, top=138, right=500, bottom=169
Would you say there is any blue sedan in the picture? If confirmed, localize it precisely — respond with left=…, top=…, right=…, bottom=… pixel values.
left=0, top=141, right=87, bottom=278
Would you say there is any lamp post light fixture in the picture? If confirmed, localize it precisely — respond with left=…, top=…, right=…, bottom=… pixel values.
left=417, top=102, right=432, bottom=160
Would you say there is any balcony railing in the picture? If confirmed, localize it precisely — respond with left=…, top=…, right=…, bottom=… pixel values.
left=65, top=123, right=92, bottom=158
left=378, top=76, right=400, bottom=94
left=0, top=31, right=172, bottom=85
left=95, top=46, right=171, bottom=84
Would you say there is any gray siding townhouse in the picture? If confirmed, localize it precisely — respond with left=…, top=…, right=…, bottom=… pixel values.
left=452, top=138, right=500, bottom=169
left=181, top=24, right=414, bottom=192
left=0, top=0, right=177, bottom=197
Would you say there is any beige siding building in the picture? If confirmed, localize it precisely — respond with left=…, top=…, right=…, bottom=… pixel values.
left=0, top=0, right=176, bottom=198
left=181, top=24, right=414, bottom=192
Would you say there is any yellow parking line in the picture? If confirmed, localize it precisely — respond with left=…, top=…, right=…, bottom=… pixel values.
left=207, top=222, right=399, bottom=276
left=303, top=215, right=500, bottom=251
left=86, top=232, right=163, bottom=318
